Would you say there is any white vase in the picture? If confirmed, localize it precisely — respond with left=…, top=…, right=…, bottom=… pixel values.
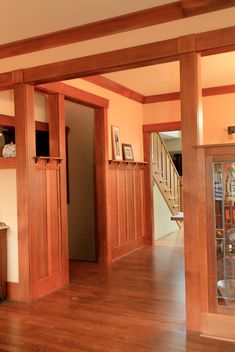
left=2, top=142, right=16, bottom=158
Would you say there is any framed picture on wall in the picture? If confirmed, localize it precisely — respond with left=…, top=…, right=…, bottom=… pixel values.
left=111, top=126, right=122, bottom=160
left=122, top=143, right=134, bottom=161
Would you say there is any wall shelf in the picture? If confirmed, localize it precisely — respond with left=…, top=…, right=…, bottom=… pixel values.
left=108, top=160, right=147, bottom=169
left=0, top=158, right=16, bottom=169
left=33, top=156, right=64, bottom=166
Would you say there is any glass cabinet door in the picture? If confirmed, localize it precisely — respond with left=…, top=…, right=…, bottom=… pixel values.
left=214, top=162, right=235, bottom=307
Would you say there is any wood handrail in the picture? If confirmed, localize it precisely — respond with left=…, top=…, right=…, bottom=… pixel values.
left=151, top=132, right=183, bottom=215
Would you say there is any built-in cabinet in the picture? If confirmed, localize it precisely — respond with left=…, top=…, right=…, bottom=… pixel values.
left=198, top=144, right=235, bottom=341
left=213, top=161, right=235, bottom=307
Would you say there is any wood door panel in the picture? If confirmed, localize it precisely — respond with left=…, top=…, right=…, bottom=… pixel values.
left=31, top=169, right=48, bottom=281
left=46, top=170, right=62, bottom=275
left=117, top=169, right=127, bottom=246
left=109, top=169, right=119, bottom=248
left=134, top=169, right=144, bottom=238
left=126, top=170, right=136, bottom=242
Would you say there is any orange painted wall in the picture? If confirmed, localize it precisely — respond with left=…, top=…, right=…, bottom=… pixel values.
left=143, top=93, right=235, bottom=145
left=66, top=79, right=144, bottom=161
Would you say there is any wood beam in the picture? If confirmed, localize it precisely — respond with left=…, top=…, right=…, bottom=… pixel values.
left=14, top=83, right=36, bottom=303
left=143, top=84, right=235, bottom=104
left=143, top=122, right=181, bottom=133
left=83, top=76, right=144, bottom=104
left=37, top=82, right=109, bottom=108
left=180, top=52, right=203, bottom=332
left=0, top=0, right=233, bottom=60
left=23, top=39, right=178, bottom=84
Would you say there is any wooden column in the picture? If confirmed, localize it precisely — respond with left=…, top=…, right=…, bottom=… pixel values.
left=95, top=107, right=110, bottom=262
left=14, top=83, right=35, bottom=302
left=180, top=52, right=203, bottom=331
left=143, top=131, right=153, bottom=245
left=48, top=93, right=69, bottom=285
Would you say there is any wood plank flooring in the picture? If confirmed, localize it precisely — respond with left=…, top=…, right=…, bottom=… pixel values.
left=0, top=244, right=234, bottom=351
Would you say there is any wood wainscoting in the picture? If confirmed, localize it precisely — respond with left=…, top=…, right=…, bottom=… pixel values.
left=108, top=161, right=147, bottom=261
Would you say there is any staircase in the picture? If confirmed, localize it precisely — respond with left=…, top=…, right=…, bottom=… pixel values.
left=151, top=132, right=183, bottom=222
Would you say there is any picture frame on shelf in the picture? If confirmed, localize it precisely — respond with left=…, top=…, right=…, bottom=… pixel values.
left=122, top=143, right=134, bottom=161
left=111, top=126, right=122, bottom=160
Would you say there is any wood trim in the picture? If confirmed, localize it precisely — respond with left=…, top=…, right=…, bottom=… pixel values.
left=111, top=236, right=147, bottom=261
left=15, top=83, right=36, bottom=303
left=0, top=158, right=16, bottom=169
left=23, top=38, right=179, bottom=84
left=37, top=82, right=109, bottom=108
left=95, top=108, right=110, bottom=263
left=143, top=122, right=181, bottom=133
left=0, top=0, right=233, bottom=60
left=143, top=132, right=153, bottom=245
left=83, top=76, right=144, bottom=103
left=180, top=52, right=202, bottom=331
left=201, top=313, right=235, bottom=341
left=143, top=85, right=235, bottom=104
left=6, top=282, right=19, bottom=301
left=0, top=25, right=235, bottom=88
left=144, top=92, right=180, bottom=104
left=142, top=121, right=181, bottom=246
left=0, top=114, right=15, bottom=127
left=197, top=26, right=235, bottom=54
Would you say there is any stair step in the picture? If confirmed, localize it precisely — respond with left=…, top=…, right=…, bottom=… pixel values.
left=168, top=196, right=175, bottom=200
left=165, top=188, right=172, bottom=192
left=173, top=204, right=180, bottom=208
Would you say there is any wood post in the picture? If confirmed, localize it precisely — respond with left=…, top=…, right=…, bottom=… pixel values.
left=180, top=52, right=203, bottom=331
left=14, top=83, right=35, bottom=302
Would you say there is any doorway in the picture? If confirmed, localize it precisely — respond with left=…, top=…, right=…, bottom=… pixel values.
left=65, top=100, right=97, bottom=262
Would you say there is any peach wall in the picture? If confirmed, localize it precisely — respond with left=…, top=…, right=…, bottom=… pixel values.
left=143, top=100, right=181, bottom=125
left=143, top=93, right=235, bottom=145
left=66, top=79, right=144, bottom=161
left=203, top=93, right=235, bottom=145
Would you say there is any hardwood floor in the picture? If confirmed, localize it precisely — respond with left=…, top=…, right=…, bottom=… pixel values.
left=0, top=245, right=234, bottom=351
left=155, top=228, right=184, bottom=248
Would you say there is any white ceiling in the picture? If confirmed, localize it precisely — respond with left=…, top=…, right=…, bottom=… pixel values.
left=0, top=0, right=174, bottom=44
left=103, top=51, right=235, bottom=95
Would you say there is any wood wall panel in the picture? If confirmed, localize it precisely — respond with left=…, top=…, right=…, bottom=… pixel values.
left=109, top=169, right=119, bottom=249
left=108, top=163, right=147, bottom=261
left=126, top=170, right=136, bottom=242
left=117, top=169, right=127, bottom=246
left=31, top=169, right=48, bottom=281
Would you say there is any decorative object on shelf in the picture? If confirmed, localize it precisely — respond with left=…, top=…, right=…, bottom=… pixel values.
left=225, top=162, right=235, bottom=200
left=111, top=126, right=122, bottom=161
left=2, top=142, right=16, bottom=158
left=122, top=143, right=134, bottom=161
left=226, top=226, right=235, bottom=250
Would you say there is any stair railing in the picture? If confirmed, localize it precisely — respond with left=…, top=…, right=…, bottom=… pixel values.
left=151, top=132, right=183, bottom=212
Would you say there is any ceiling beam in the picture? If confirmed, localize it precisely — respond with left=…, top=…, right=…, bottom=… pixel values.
left=37, top=82, right=109, bottom=108
left=83, top=76, right=144, bottom=103
left=23, top=39, right=179, bottom=84
left=0, top=25, right=234, bottom=88
left=144, top=84, right=235, bottom=104
left=0, top=0, right=234, bottom=60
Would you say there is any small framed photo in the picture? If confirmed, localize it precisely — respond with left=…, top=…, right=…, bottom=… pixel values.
left=122, top=144, right=134, bottom=161
left=111, top=126, right=122, bottom=160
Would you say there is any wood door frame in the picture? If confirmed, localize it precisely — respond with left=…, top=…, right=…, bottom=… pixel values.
left=42, top=84, right=110, bottom=264
left=143, top=121, right=182, bottom=245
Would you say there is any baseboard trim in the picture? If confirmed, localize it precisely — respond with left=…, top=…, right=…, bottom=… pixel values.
left=111, top=237, right=147, bottom=261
